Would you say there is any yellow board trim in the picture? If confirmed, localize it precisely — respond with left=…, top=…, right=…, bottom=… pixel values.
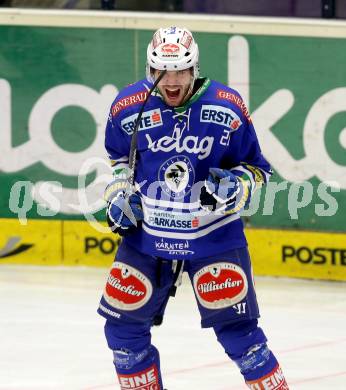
left=0, top=218, right=345, bottom=281
left=247, top=228, right=346, bottom=281
left=0, top=219, right=62, bottom=266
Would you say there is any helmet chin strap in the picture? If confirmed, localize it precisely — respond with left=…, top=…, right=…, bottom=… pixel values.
left=180, top=74, right=195, bottom=106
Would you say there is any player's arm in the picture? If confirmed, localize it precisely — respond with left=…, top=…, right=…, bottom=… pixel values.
left=200, top=98, right=272, bottom=214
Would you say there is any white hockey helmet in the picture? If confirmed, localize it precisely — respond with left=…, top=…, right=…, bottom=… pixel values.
left=146, top=26, right=199, bottom=83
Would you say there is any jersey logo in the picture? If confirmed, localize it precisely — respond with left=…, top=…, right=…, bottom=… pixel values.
left=111, top=91, right=147, bottom=116
left=216, top=89, right=252, bottom=123
left=158, top=155, right=195, bottom=199
left=121, top=109, right=163, bottom=135
left=200, top=104, right=242, bottom=131
left=146, top=209, right=200, bottom=231
left=193, top=262, right=248, bottom=310
left=145, top=123, right=214, bottom=160
left=103, top=262, right=153, bottom=311
left=155, top=239, right=194, bottom=255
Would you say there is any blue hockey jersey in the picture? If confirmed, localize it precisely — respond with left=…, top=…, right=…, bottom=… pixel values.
left=105, top=78, right=271, bottom=260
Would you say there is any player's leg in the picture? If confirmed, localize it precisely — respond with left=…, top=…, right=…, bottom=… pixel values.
left=104, top=320, right=165, bottom=389
left=98, top=241, right=175, bottom=390
left=214, top=319, right=288, bottom=389
left=187, top=247, right=289, bottom=389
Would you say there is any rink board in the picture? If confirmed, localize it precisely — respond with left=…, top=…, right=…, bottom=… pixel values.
left=246, top=229, right=346, bottom=281
left=0, top=218, right=345, bottom=281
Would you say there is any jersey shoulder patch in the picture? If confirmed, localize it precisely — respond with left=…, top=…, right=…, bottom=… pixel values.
left=111, top=79, right=150, bottom=117
left=208, top=80, right=252, bottom=123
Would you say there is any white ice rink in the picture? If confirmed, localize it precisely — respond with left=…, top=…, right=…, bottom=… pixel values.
left=1, top=264, right=345, bottom=390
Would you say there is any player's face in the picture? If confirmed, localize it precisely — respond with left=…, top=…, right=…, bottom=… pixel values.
left=153, top=69, right=193, bottom=107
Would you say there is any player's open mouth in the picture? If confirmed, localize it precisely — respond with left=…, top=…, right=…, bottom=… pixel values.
left=165, top=88, right=180, bottom=99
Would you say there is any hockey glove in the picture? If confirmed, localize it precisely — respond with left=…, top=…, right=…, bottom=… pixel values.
left=105, top=175, right=144, bottom=236
left=200, top=167, right=249, bottom=214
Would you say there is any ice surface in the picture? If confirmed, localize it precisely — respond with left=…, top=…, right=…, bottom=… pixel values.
left=0, top=265, right=345, bottom=389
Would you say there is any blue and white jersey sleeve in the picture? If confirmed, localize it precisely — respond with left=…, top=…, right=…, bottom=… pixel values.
left=104, top=81, right=151, bottom=172
left=215, top=87, right=272, bottom=203
left=105, top=108, right=130, bottom=171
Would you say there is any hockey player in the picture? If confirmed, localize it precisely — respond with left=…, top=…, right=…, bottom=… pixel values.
left=98, top=26, right=289, bottom=389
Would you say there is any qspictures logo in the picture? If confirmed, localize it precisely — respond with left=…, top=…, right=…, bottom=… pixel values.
left=0, top=237, right=33, bottom=258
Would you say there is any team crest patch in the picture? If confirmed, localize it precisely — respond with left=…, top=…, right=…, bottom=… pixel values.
left=103, top=262, right=153, bottom=311
left=159, top=155, right=195, bottom=199
left=193, top=262, right=248, bottom=309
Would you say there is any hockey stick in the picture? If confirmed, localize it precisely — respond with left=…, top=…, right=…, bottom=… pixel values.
left=122, top=70, right=167, bottom=225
